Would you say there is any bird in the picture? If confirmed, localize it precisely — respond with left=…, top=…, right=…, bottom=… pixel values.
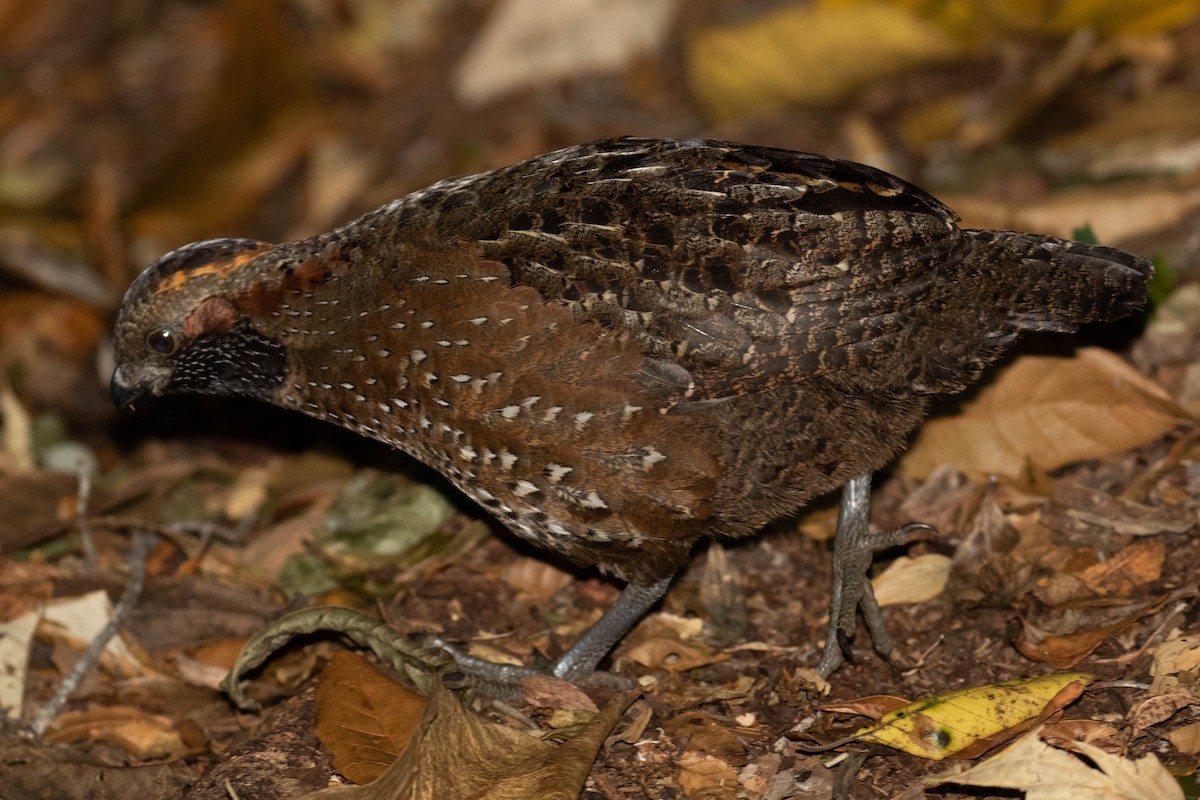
left=111, top=137, right=1152, bottom=690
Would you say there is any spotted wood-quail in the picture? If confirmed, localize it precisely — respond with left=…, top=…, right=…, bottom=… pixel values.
left=111, top=137, right=1152, bottom=688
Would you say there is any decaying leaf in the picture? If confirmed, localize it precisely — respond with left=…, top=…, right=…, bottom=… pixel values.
left=900, top=349, right=1188, bottom=479
left=1128, top=690, right=1198, bottom=738
left=853, top=673, right=1092, bottom=759
left=300, top=679, right=631, bottom=800
left=314, top=651, right=428, bottom=785
left=928, top=725, right=1185, bottom=799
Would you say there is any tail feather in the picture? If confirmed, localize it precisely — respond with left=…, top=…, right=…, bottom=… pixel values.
left=909, top=230, right=1151, bottom=394
left=966, top=229, right=1153, bottom=333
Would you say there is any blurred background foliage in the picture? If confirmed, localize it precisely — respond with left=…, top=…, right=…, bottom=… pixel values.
left=0, top=0, right=1198, bottom=438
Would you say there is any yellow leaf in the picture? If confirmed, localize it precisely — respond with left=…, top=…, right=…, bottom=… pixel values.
left=688, top=3, right=960, bottom=121
left=899, top=349, right=1188, bottom=479
left=1048, top=0, right=1200, bottom=36
left=854, top=673, right=1093, bottom=759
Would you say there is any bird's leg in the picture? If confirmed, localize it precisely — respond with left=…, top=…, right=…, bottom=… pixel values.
left=426, top=576, right=672, bottom=695
left=815, top=472, right=934, bottom=678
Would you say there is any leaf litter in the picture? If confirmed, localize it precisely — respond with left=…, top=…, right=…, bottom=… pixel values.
left=2, top=1, right=1200, bottom=797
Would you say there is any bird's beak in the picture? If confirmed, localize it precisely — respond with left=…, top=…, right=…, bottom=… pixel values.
left=110, top=368, right=153, bottom=414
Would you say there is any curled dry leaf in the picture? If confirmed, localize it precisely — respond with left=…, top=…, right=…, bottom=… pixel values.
left=300, top=678, right=632, bottom=800
left=1128, top=691, right=1198, bottom=738
left=899, top=349, right=1188, bottom=480
left=1016, top=597, right=1169, bottom=669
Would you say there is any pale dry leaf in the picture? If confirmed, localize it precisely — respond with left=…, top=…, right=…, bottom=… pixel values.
left=929, top=726, right=1184, bottom=799
left=0, top=608, right=38, bottom=719
left=948, top=184, right=1200, bottom=245
left=454, top=0, right=678, bottom=106
left=1165, top=720, right=1200, bottom=753
left=40, top=590, right=153, bottom=679
left=1150, top=634, right=1200, bottom=695
left=899, top=349, right=1188, bottom=479
left=872, top=553, right=952, bottom=606
left=501, top=557, right=573, bottom=603
left=47, top=706, right=185, bottom=760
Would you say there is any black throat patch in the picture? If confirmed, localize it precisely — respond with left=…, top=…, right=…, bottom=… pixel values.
left=168, top=322, right=287, bottom=402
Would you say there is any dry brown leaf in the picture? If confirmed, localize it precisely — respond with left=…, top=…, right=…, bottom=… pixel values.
left=821, top=694, right=909, bottom=719
left=620, top=636, right=728, bottom=672
left=314, top=651, right=427, bottom=785
left=1016, top=599, right=1167, bottom=668
left=674, top=751, right=739, bottom=799
left=1050, top=481, right=1196, bottom=538
left=501, top=557, right=573, bottom=603
left=900, top=349, right=1188, bottom=479
left=1039, top=719, right=1122, bottom=751
left=518, top=674, right=599, bottom=713
left=301, top=678, right=630, bottom=800
left=662, top=712, right=747, bottom=758
left=929, top=726, right=1185, bottom=799
left=1077, top=540, right=1165, bottom=596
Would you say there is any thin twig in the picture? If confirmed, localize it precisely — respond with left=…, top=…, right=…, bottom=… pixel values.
left=28, top=531, right=157, bottom=736
left=75, top=466, right=97, bottom=565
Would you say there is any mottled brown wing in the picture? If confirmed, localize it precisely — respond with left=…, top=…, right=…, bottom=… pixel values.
left=383, top=138, right=967, bottom=397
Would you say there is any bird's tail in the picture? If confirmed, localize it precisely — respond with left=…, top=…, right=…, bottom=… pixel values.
left=965, top=229, right=1153, bottom=333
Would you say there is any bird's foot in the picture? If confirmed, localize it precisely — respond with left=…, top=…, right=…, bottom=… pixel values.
left=815, top=473, right=937, bottom=679
left=422, top=576, right=672, bottom=699
left=422, top=634, right=634, bottom=700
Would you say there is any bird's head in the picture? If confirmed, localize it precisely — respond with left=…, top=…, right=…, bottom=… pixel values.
left=110, top=238, right=288, bottom=413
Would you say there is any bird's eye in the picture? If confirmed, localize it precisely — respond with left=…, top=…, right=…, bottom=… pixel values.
left=146, top=329, right=180, bottom=355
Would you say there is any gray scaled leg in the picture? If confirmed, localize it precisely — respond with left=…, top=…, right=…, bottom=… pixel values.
left=427, top=576, right=672, bottom=695
left=815, top=472, right=933, bottom=678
